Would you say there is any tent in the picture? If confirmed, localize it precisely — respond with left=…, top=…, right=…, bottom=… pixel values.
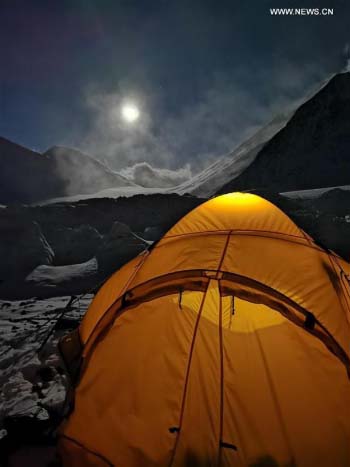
left=58, top=192, right=350, bottom=466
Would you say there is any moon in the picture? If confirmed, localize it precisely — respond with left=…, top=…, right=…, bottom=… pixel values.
left=121, top=103, right=140, bottom=123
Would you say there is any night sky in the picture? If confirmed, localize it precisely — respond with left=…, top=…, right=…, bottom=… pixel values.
left=1, top=0, right=350, bottom=174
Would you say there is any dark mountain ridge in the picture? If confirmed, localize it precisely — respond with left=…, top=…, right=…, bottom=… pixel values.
left=217, top=72, right=350, bottom=194
left=0, top=137, right=65, bottom=204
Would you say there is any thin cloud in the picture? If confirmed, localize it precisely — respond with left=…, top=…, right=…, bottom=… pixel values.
left=121, top=161, right=191, bottom=188
left=76, top=59, right=329, bottom=184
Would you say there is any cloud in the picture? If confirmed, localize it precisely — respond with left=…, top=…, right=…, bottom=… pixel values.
left=121, top=161, right=191, bottom=188
left=158, top=61, right=328, bottom=169
left=78, top=58, right=329, bottom=182
left=80, top=84, right=176, bottom=171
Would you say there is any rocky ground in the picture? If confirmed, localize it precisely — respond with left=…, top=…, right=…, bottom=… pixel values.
left=0, top=295, right=92, bottom=466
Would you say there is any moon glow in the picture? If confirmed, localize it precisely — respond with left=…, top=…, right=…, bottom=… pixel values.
left=121, top=103, right=140, bottom=123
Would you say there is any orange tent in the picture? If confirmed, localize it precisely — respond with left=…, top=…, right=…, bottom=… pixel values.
left=58, top=192, right=350, bottom=466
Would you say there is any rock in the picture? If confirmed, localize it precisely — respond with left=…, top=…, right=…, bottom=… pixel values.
left=0, top=220, right=54, bottom=282
left=40, top=376, right=66, bottom=412
left=47, top=224, right=102, bottom=266
left=20, top=355, right=42, bottom=381
left=1, top=373, right=38, bottom=419
left=143, top=225, right=165, bottom=241
left=23, top=258, right=99, bottom=298
left=96, top=221, right=148, bottom=274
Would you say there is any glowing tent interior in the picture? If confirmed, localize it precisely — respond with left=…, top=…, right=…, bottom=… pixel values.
left=58, top=192, right=350, bottom=467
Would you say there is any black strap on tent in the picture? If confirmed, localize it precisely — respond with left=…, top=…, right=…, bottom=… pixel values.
left=178, top=288, right=183, bottom=310
left=304, top=311, right=316, bottom=330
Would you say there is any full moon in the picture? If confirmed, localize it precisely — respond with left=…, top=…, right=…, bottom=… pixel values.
left=121, top=103, right=140, bottom=123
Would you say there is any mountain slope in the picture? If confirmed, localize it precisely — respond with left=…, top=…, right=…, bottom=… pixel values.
left=0, top=137, right=65, bottom=204
left=0, top=139, right=137, bottom=204
left=174, top=74, right=335, bottom=197
left=217, top=72, right=350, bottom=194
left=44, top=146, right=137, bottom=196
left=175, top=112, right=292, bottom=197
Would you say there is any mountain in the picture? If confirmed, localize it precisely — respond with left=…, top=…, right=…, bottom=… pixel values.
left=0, top=139, right=136, bottom=204
left=44, top=146, right=137, bottom=196
left=174, top=75, right=335, bottom=197
left=0, top=137, right=64, bottom=204
left=3, top=71, right=350, bottom=204
left=217, top=72, right=350, bottom=194
left=175, top=112, right=292, bottom=197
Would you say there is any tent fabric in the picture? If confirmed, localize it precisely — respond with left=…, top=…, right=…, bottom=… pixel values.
left=58, top=192, right=350, bottom=466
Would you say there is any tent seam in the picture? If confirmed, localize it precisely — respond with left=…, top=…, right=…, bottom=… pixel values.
left=59, top=434, right=114, bottom=466
left=157, top=230, right=329, bottom=255
left=218, top=281, right=224, bottom=466
left=168, top=281, right=210, bottom=467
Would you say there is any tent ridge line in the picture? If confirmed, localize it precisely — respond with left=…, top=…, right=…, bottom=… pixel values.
left=164, top=228, right=305, bottom=240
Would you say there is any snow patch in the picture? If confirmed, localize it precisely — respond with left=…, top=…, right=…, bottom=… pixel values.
left=0, top=295, right=92, bottom=428
left=281, top=185, right=350, bottom=200
left=25, top=257, right=98, bottom=286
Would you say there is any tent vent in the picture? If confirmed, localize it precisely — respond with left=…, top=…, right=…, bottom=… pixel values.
left=169, top=427, right=180, bottom=433
left=121, top=292, right=132, bottom=308
left=220, top=440, right=238, bottom=451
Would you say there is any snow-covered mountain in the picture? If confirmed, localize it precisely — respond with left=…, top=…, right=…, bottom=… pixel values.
left=3, top=72, right=350, bottom=205
left=175, top=112, right=292, bottom=197
left=44, top=146, right=137, bottom=197
left=0, top=139, right=137, bottom=204
left=0, top=138, right=191, bottom=204
left=174, top=74, right=339, bottom=197
left=217, top=72, right=350, bottom=194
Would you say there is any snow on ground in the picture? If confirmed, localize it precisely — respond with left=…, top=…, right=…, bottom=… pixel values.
left=281, top=185, right=350, bottom=200
left=0, top=294, right=92, bottom=429
left=26, top=258, right=98, bottom=286
left=36, top=183, right=350, bottom=208
left=34, top=186, right=169, bottom=206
